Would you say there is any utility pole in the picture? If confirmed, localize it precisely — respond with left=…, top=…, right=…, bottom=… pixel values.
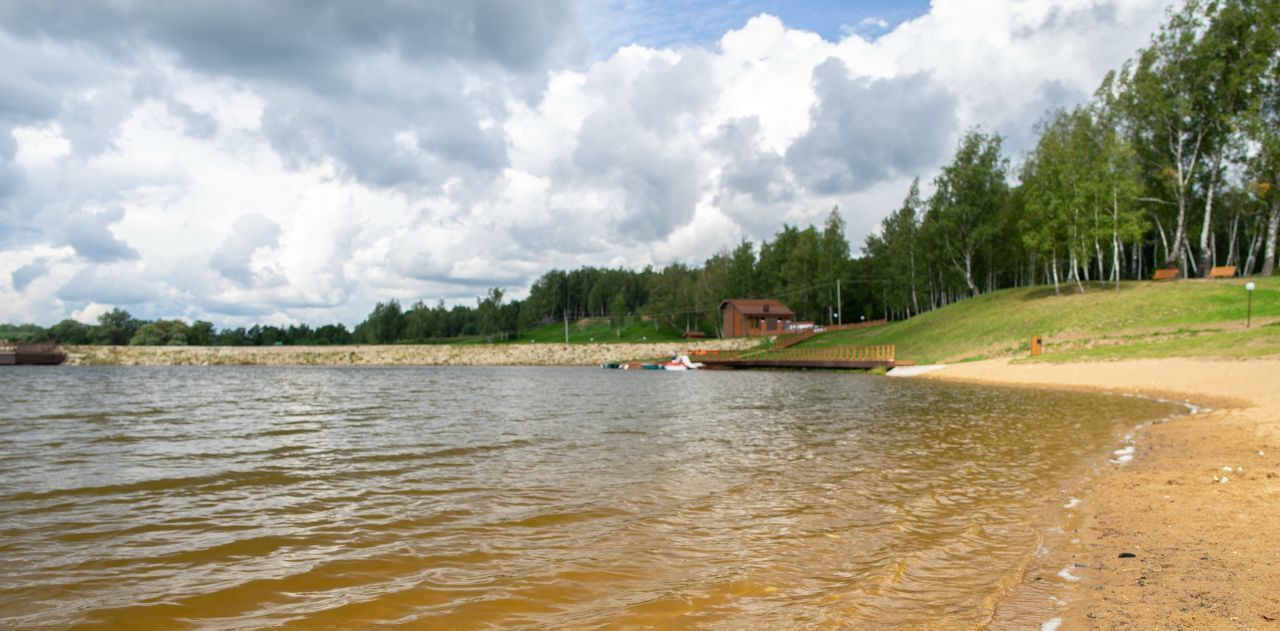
left=836, top=279, right=842, bottom=326
left=564, top=308, right=569, bottom=344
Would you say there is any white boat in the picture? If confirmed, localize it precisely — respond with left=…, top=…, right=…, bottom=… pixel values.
left=602, top=354, right=704, bottom=371
left=658, top=354, right=704, bottom=370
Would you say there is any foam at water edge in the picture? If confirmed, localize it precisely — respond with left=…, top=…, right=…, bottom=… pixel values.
left=1057, top=567, right=1080, bottom=582
left=1062, top=497, right=1080, bottom=509
left=1110, top=445, right=1135, bottom=465
left=1042, top=617, right=1063, bottom=631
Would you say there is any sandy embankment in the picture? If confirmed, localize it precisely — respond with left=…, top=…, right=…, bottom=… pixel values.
left=926, top=358, right=1280, bottom=629
left=63, top=339, right=756, bottom=367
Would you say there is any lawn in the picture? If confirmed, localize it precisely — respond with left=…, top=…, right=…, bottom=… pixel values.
left=799, top=277, right=1280, bottom=364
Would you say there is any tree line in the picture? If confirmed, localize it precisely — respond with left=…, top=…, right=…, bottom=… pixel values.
left=3, top=0, right=1277, bottom=345
left=863, top=0, right=1280, bottom=320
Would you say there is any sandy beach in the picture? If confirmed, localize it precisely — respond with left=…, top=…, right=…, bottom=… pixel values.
left=926, top=358, right=1280, bottom=629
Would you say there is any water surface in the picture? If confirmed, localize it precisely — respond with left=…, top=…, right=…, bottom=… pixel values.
left=0, top=367, right=1182, bottom=628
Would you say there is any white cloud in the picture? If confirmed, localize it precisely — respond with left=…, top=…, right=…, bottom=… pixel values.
left=0, top=0, right=1175, bottom=326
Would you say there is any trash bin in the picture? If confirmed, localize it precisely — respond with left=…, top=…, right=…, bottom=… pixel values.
left=1030, top=335, right=1043, bottom=357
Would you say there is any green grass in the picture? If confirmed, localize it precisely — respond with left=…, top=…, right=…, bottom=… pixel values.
left=800, top=277, right=1280, bottom=364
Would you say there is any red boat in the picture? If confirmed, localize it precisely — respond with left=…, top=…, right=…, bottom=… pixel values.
left=0, top=342, right=67, bottom=366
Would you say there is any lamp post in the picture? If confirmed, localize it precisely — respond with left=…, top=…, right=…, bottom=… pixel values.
left=1246, top=282, right=1256, bottom=328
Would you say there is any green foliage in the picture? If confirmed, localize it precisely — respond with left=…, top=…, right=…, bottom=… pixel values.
left=48, top=319, right=92, bottom=344
left=0, top=323, right=48, bottom=343
left=129, top=320, right=191, bottom=346
left=355, top=300, right=406, bottom=344
left=189, top=321, right=215, bottom=346
left=926, top=129, right=1009, bottom=296
left=93, top=308, right=140, bottom=345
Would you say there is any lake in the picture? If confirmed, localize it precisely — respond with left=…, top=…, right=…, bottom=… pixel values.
left=0, top=366, right=1183, bottom=629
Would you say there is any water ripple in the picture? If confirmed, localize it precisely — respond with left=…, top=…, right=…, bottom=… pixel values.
left=0, top=366, right=1182, bottom=629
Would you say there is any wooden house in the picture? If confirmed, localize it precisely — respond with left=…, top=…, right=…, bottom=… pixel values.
left=719, top=299, right=796, bottom=337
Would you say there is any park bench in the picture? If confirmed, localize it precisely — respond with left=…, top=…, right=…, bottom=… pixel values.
left=1208, top=265, right=1237, bottom=279
left=1153, top=268, right=1180, bottom=281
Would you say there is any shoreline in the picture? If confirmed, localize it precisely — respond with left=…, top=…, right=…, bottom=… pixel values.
left=61, top=339, right=756, bottom=367
left=923, top=357, right=1280, bottom=628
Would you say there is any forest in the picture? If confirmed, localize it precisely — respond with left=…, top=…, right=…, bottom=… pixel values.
left=3, top=0, right=1278, bottom=346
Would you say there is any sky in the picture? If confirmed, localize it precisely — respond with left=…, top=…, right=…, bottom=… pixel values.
left=0, top=0, right=1176, bottom=328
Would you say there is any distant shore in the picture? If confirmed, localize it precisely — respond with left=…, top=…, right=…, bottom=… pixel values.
left=924, top=357, right=1280, bottom=628
left=62, top=339, right=757, bottom=366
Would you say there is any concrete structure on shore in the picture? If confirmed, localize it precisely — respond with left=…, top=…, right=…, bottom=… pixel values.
left=63, top=339, right=757, bottom=366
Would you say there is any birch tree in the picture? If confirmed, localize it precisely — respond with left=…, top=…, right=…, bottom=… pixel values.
left=926, top=129, right=1009, bottom=297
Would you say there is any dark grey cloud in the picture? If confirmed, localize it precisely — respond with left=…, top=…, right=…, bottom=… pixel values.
left=713, top=117, right=795, bottom=205
left=1006, top=80, right=1089, bottom=158
left=0, top=1, right=584, bottom=190
left=0, top=132, right=20, bottom=200
left=57, top=265, right=157, bottom=305
left=60, top=206, right=140, bottom=263
left=1014, top=0, right=1119, bottom=38
left=10, top=258, right=47, bottom=292
left=261, top=88, right=508, bottom=189
left=785, top=58, right=957, bottom=194
left=566, top=51, right=715, bottom=242
left=209, top=213, right=282, bottom=287
left=0, top=1, right=583, bottom=78
left=709, top=117, right=798, bottom=237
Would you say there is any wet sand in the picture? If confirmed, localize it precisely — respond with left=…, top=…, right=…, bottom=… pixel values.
left=925, top=358, right=1280, bottom=629
left=63, top=339, right=754, bottom=366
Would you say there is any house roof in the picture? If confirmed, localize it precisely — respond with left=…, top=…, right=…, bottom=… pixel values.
left=719, top=299, right=795, bottom=317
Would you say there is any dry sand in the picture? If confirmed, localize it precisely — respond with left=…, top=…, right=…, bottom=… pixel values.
left=926, top=358, right=1280, bottom=629
left=62, top=339, right=755, bottom=367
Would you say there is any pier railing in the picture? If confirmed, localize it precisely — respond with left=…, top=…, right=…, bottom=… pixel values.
left=694, top=344, right=895, bottom=365
left=756, top=344, right=895, bottom=363
left=770, top=319, right=889, bottom=351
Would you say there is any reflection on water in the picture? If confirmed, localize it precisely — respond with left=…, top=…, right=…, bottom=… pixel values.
left=0, top=367, right=1181, bottom=629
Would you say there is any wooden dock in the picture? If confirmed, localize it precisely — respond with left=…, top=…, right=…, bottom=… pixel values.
left=695, top=344, right=897, bottom=370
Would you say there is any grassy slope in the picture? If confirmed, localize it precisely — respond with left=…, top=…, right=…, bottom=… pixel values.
left=800, top=277, right=1280, bottom=364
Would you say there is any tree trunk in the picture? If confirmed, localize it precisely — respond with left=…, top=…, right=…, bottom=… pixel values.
left=1069, top=250, right=1085, bottom=293
left=1227, top=213, right=1240, bottom=267
left=1182, top=236, right=1198, bottom=277
left=1168, top=190, right=1189, bottom=269
left=1151, top=213, right=1169, bottom=270
left=1051, top=252, right=1061, bottom=295
left=1263, top=202, right=1280, bottom=277
left=962, top=250, right=979, bottom=297
left=909, top=246, right=920, bottom=316
left=1197, top=173, right=1218, bottom=276
left=1244, top=218, right=1263, bottom=276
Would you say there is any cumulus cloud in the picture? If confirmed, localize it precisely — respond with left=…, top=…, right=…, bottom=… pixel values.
left=58, top=206, right=140, bottom=263
left=569, top=49, right=716, bottom=241
left=57, top=265, right=159, bottom=305
left=209, top=213, right=282, bottom=287
left=0, top=0, right=1176, bottom=326
left=786, top=59, right=957, bottom=195
left=10, top=258, right=47, bottom=292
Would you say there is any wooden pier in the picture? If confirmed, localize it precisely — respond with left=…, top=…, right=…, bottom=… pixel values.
left=695, top=344, right=898, bottom=370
